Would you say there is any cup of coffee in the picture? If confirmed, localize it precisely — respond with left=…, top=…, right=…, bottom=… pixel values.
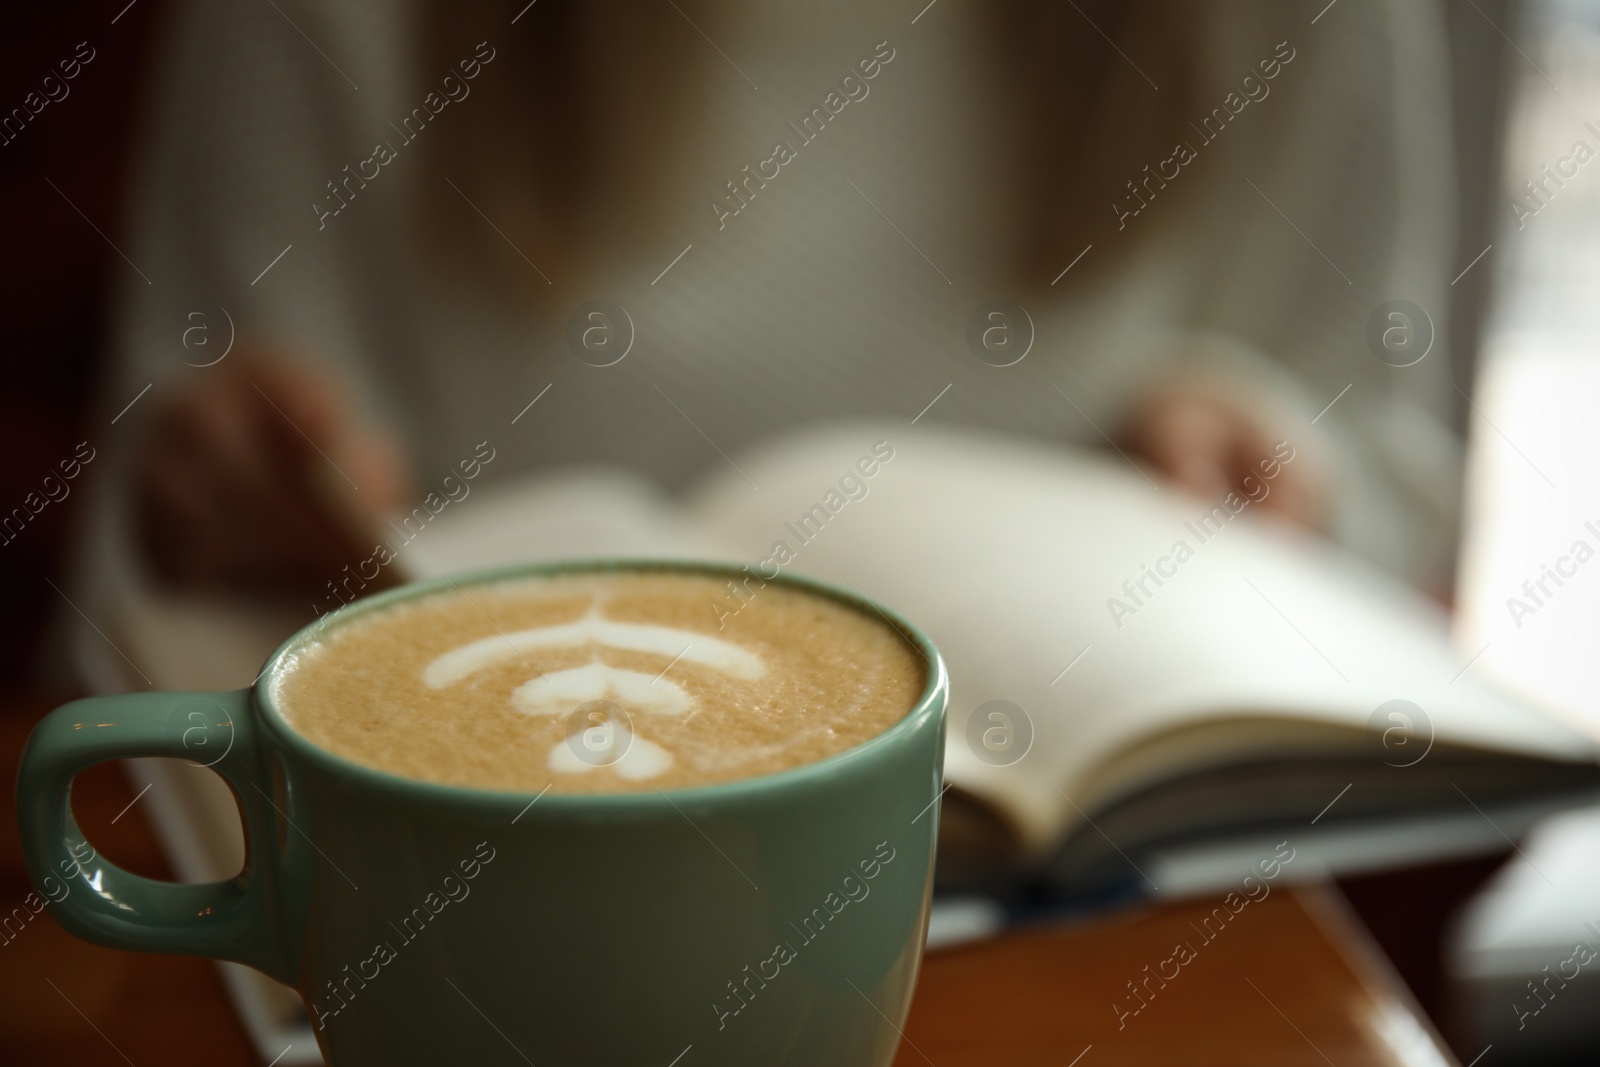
left=17, top=560, right=947, bottom=1065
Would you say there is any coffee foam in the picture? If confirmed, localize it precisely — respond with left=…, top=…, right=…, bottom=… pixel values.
left=271, top=570, right=925, bottom=794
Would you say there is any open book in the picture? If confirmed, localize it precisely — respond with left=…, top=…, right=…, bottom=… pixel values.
left=79, top=422, right=1600, bottom=1057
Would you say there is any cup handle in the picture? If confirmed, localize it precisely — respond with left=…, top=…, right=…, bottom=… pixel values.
left=16, top=689, right=295, bottom=984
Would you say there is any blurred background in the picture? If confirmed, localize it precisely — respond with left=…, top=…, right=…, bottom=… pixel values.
left=10, top=1, right=1600, bottom=1064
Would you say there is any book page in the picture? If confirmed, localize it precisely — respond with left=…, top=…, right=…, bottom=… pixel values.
left=682, top=422, right=1599, bottom=854
left=1455, top=344, right=1600, bottom=737
left=90, top=422, right=1597, bottom=863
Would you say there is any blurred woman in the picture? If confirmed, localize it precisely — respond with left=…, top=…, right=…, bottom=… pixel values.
left=76, top=0, right=1462, bottom=628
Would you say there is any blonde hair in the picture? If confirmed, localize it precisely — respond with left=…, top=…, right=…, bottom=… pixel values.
left=423, top=0, right=1205, bottom=300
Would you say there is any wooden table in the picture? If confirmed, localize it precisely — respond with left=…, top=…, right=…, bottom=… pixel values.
left=898, top=886, right=1455, bottom=1066
left=0, top=694, right=1458, bottom=1065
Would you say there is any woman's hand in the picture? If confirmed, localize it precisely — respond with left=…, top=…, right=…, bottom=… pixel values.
left=132, top=347, right=410, bottom=596
left=1125, top=379, right=1328, bottom=527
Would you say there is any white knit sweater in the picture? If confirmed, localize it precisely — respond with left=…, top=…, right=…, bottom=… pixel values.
left=83, top=0, right=1463, bottom=605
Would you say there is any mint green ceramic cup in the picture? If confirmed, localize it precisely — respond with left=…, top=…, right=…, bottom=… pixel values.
left=17, top=561, right=948, bottom=1065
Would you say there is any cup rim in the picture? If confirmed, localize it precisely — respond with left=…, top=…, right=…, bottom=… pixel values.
left=252, top=558, right=948, bottom=812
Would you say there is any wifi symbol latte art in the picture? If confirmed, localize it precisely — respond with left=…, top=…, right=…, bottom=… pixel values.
left=422, top=603, right=767, bottom=781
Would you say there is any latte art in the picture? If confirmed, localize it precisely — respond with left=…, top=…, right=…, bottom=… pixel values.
left=422, top=602, right=772, bottom=780
left=273, top=569, right=924, bottom=794
left=421, top=608, right=767, bottom=688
